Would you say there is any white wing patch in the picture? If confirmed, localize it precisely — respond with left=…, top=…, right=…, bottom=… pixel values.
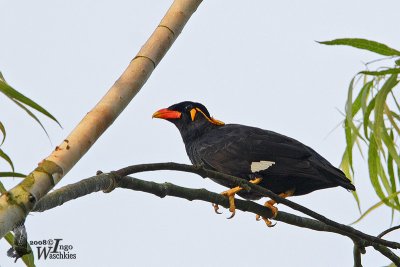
left=251, top=160, right=275, bottom=173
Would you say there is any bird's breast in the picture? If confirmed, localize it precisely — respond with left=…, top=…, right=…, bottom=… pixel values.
left=185, top=142, right=202, bottom=166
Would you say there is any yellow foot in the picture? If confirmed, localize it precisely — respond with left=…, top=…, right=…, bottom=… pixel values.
left=256, top=199, right=278, bottom=227
left=221, top=186, right=242, bottom=219
left=256, top=189, right=295, bottom=227
left=212, top=178, right=263, bottom=219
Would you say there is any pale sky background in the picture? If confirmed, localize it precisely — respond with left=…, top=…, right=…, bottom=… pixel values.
left=1, top=0, right=400, bottom=266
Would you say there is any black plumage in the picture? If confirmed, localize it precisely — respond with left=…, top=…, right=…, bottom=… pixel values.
left=153, top=101, right=355, bottom=201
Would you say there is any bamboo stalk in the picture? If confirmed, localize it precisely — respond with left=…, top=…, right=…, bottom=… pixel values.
left=0, top=0, right=203, bottom=238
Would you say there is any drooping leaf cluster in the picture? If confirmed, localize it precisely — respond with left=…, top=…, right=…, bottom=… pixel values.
left=321, top=39, right=400, bottom=223
left=0, top=71, right=60, bottom=267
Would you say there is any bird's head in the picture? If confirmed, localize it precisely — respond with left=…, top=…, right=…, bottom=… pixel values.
left=152, top=101, right=224, bottom=140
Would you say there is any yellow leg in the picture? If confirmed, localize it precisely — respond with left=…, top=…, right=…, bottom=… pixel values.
left=212, top=178, right=263, bottom=219
left=256, top=189, right=295, bottom=227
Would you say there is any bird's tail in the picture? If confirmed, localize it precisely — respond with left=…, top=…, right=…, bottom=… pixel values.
left=321, top=164, right=356, bottom=191
left=309, top=152, right=356, bottom=191
left=335, top=172, right=356, bottom=191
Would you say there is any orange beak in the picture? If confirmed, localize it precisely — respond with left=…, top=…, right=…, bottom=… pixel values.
left=152, top=108, right=182, bottom=120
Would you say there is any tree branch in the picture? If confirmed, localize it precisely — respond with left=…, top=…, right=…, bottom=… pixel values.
left=372, top=244, right=400, bottom=266
left=115, top=163, right=400, bottom=250
left=32, top=173, right=353, bottom=237
left=353, top=241, right=364, bottom=267
left=31, top=163, right=400, bottom=265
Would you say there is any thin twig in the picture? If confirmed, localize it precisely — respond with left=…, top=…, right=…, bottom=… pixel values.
left=378, top=225, right=400, bottom=239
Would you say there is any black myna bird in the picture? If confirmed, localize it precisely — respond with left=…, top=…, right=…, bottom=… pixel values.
left=153, top=101, right=355, bottom=226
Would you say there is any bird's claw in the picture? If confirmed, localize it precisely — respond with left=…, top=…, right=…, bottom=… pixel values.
left=225, top=191, right=237, bottom=219
left=265, top=219, right=277, bottom=227
left=211, top=187, right=241, bottom=218
left=255, top=190, right=295, bottom=227
left=212, top=178, right=263, bottom=219
left=212, top=202, right=236, bottom=219
left=220, top=187, right=239, bottom=219
left=255, top=214, right=276, bottom=227
left=227, top=209, right=236, bottom=219
left=212, top=203, right=222, bottom=214
left=255, top=199, right=279, bottom=227
left=265, top=201, right=279, bottom=218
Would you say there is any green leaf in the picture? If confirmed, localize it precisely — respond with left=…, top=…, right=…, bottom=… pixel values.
left=391, top=91, right=400, bottom=112
left=4, top=231, right=35, bottom=267
left=351, top=190, right=362, bottom=214
left=344, top=120, right=353, bottom=172
left=361, top=79, right=372, bottom=115
left=346, top=77, right=356, bottom=117
left=350, top=197, right=384, bottom=225
left=391, top=111, right=400, bottom=122
left=0, top=79, right=61, bottom=127
left=318, top=38, right=400, bottom=56
left=360, top=68, right=400, bottom=76
left=381, top=127, right=400, bottom=172
left=4, top=231, right=14, bottom=244
left=363, top=96, right=376, bottom=139
left=368, top=134, right=393, bottom=206
left=387, top=131, right=400, bottom=207
left=0, top=172, right=26, bottom=178
left=340, top=136, right=361, bottom=212
left=345, top=77, right=366, bottom=142
left=0, top=181, right=6, bottom=193
left=350, top=190, right=400, bottom=224
left=0, top=148, right=15, bottom=172
left=0, top=121, right=5, bottom=146
left=344, top=78, right=367, bottom=174
left=352, top=80, right=373, bottom=117
left=10, top=99, right=50, bottom=139
left=385, top=107, right=400, bottom=136
left=23, top=250, right=36, bottom=267
left=355, top=138, right=365, bottom=160
left=373, top=74, right=399, bottom=149
left=377, top=156, right=396, bottom=204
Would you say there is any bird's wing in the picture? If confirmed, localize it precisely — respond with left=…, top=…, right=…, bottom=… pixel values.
left=196, top=124, right=317, bottom=178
